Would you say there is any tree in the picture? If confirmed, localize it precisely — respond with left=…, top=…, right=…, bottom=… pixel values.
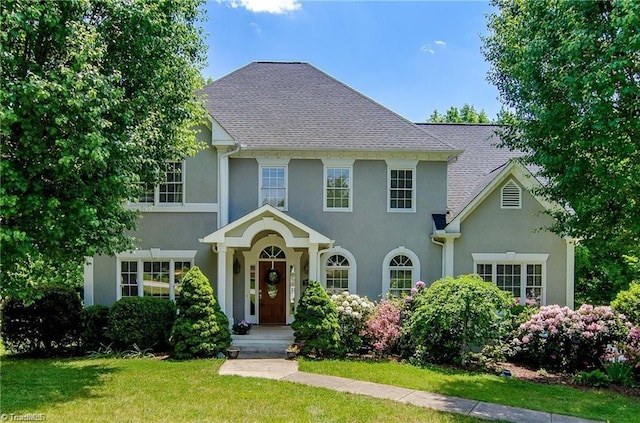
left=1, top=0, right=207, bottom=298
left=483, top=0, right=640, bottom=296
left=427, top=103, right=491, bottom=123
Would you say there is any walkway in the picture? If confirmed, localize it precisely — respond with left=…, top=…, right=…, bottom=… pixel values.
left=219, top=358, right=602, bottom=423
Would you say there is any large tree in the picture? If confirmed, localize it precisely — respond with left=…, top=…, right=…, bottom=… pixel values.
left=427, top=103, right=491, bottom=123
left=483, top=0, right=640, bottom=297
left=1, top=0, right=207, bottom=298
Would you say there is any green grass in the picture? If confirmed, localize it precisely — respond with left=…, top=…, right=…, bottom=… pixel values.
left=0, top=357, right=485, bottom=422
left=299, top=359, right=640, bottom=423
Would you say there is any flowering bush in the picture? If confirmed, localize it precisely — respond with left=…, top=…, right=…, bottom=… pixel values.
left=364, top=298, right=405, bottom=357
left=331, top=292, right=374, bottom=354
left=232, top=320, right=251, bottom=335
left=514, top=304, right=629, bottom=371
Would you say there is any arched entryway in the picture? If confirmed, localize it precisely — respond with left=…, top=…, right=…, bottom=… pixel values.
left=258, top=246, right=287, bottom=324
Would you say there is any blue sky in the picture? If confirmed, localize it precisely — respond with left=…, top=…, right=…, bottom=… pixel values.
left=202, top=1, right=500, bottom=122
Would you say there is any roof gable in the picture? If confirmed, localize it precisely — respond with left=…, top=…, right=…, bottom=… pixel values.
left=203, top=62, right=456, bottom=153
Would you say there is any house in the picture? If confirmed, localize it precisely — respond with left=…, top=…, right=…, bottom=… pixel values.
left=84, top=62, right=575, bottom=326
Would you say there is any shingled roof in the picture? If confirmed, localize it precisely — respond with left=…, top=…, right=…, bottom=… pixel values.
left=202, top=62, right=455, bottom=152
left=416, top=123, right=524, bottom=220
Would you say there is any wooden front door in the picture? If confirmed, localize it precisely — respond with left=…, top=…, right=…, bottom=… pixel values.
left=259, top=261, right=287, bottom=324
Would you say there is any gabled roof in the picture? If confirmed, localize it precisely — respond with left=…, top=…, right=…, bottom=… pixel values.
left=416, top=123, right=524, bottom=219
left=202, top=62, right=456, bottom=153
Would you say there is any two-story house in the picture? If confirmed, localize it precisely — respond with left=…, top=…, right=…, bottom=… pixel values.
left=84, top=62, right=575, bottom=325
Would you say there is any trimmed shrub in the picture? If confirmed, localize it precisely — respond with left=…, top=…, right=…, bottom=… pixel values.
left=292, top=281, right=341, bottom=357
left=1, top=286, right=83, bottom=356
left=365, top=298, right=405, bottom=357
left=330, top=292, right=374, bottom=354
left=81, top=304, right=110, bottom=351
left=171, top=266, right=230, bottom=359
left=108, top=297, right=176, bottom=350
left=406, top=274, right=513, bottom=365
left=514, top=304, right=629, bottom=371
left=611, top=282, right=640, bottom=325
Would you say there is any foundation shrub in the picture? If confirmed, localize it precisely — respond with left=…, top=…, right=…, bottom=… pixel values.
left=365, top=298, right=405, bottom=357
left=292, top=281, right=341, bottom=358
left=0, top=286, right=83, bottom=356
left=108, top=296, right=176, bottom=350
left=405, top=274, right=513, bottom=365
left=331, top=292, right=374, bottom=354
left=171, top=266, right=230, bottom=359
left=81, top=304, right=110, bottom=351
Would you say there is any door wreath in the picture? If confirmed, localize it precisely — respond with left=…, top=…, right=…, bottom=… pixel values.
left=266, top=268, right=281, bottom=285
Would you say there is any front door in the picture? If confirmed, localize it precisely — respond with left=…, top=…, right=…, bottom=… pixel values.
left=259, top=261, right=286, bottom=324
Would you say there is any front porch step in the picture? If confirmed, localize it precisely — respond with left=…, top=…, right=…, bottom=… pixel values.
left=231, top=325, right=294, bottom=353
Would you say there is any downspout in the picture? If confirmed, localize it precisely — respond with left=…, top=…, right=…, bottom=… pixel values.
left=431, top=236, right=445, bottom=279
left=217, top=144, right=240, bottom=228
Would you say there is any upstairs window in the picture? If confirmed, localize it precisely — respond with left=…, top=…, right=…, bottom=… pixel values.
left=137, top=161, right=184, bottom=205
left=501, top=179, right=521, bottom=209
left=323, top=161, right=353, bottom=211
left=387, top=160, right=417, bottom=212
left=259, top=166, right=287, bottom=210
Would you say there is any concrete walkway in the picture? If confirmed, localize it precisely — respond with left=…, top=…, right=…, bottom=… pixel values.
left=219, top=358, right=603, bottom=423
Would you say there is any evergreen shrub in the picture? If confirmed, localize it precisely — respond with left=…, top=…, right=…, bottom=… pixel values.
left=81, top=304, right=110, bottom=351
left=108, top=296, right=176, bottom=350
left=1, top=286, right=83, bottom=356
left=170, top=266, right=230, bottom=359
left=611, top=282, right=640, bottom=325
left=292, top=281, right=341, bottom=357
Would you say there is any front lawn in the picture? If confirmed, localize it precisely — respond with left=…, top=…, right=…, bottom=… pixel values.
left=0, top=357, right=483, bottom=422
left=299, top=359, right=640, bottom=423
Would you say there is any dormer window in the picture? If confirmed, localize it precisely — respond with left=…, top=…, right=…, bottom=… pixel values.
left=501, top=179, right=521, bottom=209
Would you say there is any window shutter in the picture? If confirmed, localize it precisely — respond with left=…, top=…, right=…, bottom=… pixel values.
left=501, top=180, right=521, bottom=209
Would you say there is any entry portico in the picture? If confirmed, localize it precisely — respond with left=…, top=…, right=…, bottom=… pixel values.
left=200, top=204, right=333, bottom=325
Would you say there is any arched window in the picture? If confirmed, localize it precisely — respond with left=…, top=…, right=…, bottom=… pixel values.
left=382, top=247, right=421, bottom=297
left=260, top=246, right=285, bottom=259
left=321, top=247, right=357, bottom=294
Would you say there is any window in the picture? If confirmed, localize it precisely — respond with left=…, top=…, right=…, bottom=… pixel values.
left=473, top=253, right=548, bottom=305
left=137, top=161, right=184, bottom=205
left=325, top=168, right=352, bottom=210
left=117, top=250, right=196, bottom=300
left=259, top=166, right=287, bottom=210
left=387, top=160, right=417, bottom=212
left=382, top=247, right=421, bottom=297
left=325, top=254, right=350, bottom=294
left=323, top=160, right=354, bottom=211
left=501, top=179, right=521, bottom=209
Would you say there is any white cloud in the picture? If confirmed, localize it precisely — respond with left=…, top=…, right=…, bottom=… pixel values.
left=250, top=22, right=262, bottom=34
left=229, top=0, right=301, bottom=14
left=420, top=45, right=435, bottom=54
left=434, top=40, right=446, bottom=47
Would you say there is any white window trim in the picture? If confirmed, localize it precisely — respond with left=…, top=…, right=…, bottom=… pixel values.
left=322, top=159, right=354, bottom=212
left=386, top=160, right=417, bottom=213
left=131, top=161, right=186, bottom=207
left=501, top=179, right=522, bottom=209
left=116, top=249, right=197, bottom=301
left=382, top=246, right=421, bottom=294
left=257, top=158, right=290, bottom=211
left=321, top=246, right=357, bottom=293
left=472, top=252, right=548, bottom=305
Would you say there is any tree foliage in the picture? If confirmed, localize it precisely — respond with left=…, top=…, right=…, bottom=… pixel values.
left=483, top=1, right=640, bottom=271
left=427, top=103, right=491, bottom=123
left=171, top=266, right=231, bottom=359
left=0, top=0, right=207, bottom=297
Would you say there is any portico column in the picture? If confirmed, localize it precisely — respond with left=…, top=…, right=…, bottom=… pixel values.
left=217, top=244, right=227, bottom=317
left=444, top=238, right=455, bottom=277
left=226, top=247, right=235, bottom=324
left=308, top=243, right=319, bottom=282
left=565, top=238, right=576, bottom=309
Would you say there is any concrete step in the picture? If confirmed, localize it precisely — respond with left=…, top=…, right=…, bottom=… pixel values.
left=230, top=325, right=294, bottom=353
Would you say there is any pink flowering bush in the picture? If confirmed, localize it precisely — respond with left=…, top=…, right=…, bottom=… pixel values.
left=364, top=298, right=405, bottom=356
left=514, top=304, right=629, bottom=371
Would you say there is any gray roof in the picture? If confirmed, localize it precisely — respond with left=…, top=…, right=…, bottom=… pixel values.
left=416, top=123, right=524, bottom=220
left=203, top=62, right=455, bottom=152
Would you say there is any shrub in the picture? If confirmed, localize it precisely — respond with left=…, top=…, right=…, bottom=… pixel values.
left=171, top=266, right=231, bottom=359
left=611, top=282, right=640, bottom=325
left=81, top=304, right=110, bottom=351
left=292, top=281, right=341, bottom=357
left=514, top=304, right=629, bottom=371
left=365, top=298, right=404, bottom=357
left=405, top=274, right=513, bottom=365
left=108, top=296, right=176, bottom=350
left=331, top=292, right=374, bottom=354
left=1, top=286, right=83, bottom=356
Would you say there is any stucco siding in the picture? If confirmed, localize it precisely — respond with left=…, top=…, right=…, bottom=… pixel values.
left=184, top=144, right=217, bottom=204
left=453, top=179, right=568, bottom=306
left=228, top=157, right=448, bottom=300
